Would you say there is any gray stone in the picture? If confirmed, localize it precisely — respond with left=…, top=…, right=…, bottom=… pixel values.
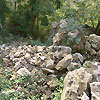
left=17, top=68, right=31, bottom=76
left=46, top=59, right=54, bottom=69
left=61, top=67, right=92, bottom=100
left=47, top=74, right=59, bottom=88
left=67, top=62, right=79, bottom=71
left=26, top=48, right=33, bottom=53
left=55, top=54, right=72, bottom=70
left=14, top=52, right=20, bottom=57
left=93, top=66, right=100, bottom=82
left=42, top=68, right=54, bottom=74
left=3, top=58, right=10, bottom=66
left=24, top=53, right=31, bottom=59
left=14, top=62, right=23, bottom=70
left=78, top=92, right=89, bottom=100
left=73, top=53, right=84, bottom=64
left=53, top=29, right=67, bottom=45
left=90, top=82, right=100, bottom=100
left=37, top=46, right=44, bottom=52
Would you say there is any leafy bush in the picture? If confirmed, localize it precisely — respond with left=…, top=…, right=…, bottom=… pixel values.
left=52, top=75, right=65, bottom=100
left=83, top=61, right=94, bottom=68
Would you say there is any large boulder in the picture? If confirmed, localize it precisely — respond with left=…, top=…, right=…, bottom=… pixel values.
left=61, top=67, right=92, bottom=100
left=90, top=82, right=100, bottom=100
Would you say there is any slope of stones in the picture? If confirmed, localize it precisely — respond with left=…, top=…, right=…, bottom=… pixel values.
left=0, top=44, right=84, bottom=99
left=0, top=44, right=83, bottom=73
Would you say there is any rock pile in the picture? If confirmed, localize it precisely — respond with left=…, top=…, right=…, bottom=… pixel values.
left=52, top=19, right=100, bottom=62
left=1, top=43, right=100, bottom=100
left=0, top=44, right=84, bottom=99
left=51, top=20, right=100, bottom=99
left=0, top=44, right=84, bottom=74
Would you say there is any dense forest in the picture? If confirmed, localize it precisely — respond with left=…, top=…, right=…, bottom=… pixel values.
left=0, top=0, right=100, bottom=100
left=0, top=0, right=100, bottom=44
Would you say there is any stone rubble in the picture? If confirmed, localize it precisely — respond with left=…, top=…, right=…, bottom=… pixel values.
left=0, top=45, right=81, bottom=73
left=52, top=20, right=100, bottom=61
left=0, top=44, right=83, bottom=98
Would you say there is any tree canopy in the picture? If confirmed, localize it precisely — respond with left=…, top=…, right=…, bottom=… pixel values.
left=0, top=0, right=100, bottom=43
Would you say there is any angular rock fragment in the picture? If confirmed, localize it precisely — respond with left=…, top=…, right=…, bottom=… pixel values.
left=14, top=62, right=23, bottom=70
left=68, top=29, right=79, bottom=39
left=93, top=66, right=100, bottom=82
left=73, top=53, right=84, bottom=64
left=3, top=58, right=10, bottom=66
left=24, top=53, right=31, bottom=59
left=47, top=74, right=59, bottom=89
left=42, top=68, right=54, bottom=74
left=55, top=54, right=72, bottom=70
left=46, top=59, right=54, bottom=69
left=17, top=68, right=31, bottom=76
left=67, top=62, right=79, bottom=71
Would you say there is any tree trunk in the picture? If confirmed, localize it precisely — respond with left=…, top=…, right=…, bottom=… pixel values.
left=95, top=20, right=100, bottom=35
left=31, top=15, right=37, bottom=39
left=14, top=0, right=16, bottom=10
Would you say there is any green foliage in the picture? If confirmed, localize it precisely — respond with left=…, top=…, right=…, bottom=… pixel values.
left=0, top=66, right=65, bottom=100
left=51, top=0, right=100, bottom=31
left=0, top=0, right=100, bottom=44
left=26, top=37, right=53, bottom=46
left=64, top=33, right=81, bottom=48
left=44, top=38, right=53, bottom=46
left=0, top=68, right=46, bottom=99
left=0, top=0, right=9, bottom=24
left=6, top=0, right=55, bottom=40
left=83, top=61, right=94, bottom=68
left=31, top=40, right=44, bottom=46
left=53, top=75, right=65, bottom=100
